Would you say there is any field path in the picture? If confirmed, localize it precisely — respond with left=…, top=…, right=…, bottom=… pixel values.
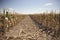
left=5, top=16, right=40, bottom=38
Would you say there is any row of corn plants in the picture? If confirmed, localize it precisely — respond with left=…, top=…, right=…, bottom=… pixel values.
left=30, top=13, right=60, bottom=37
left=0, top=12, right=25, bottom=33
left=0, top=10, right=25, bottom=35
left=0, top=12, right=17, bottom=33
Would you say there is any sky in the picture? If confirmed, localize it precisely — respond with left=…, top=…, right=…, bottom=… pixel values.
left=0, top=0, right=60, bottom=14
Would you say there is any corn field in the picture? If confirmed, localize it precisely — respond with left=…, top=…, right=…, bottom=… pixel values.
left=30, top=13, right=60, bottom=37
left=0, top=9, right=25, bottom=35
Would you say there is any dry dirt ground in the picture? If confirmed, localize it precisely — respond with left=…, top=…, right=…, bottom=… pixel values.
left=0, top=16, right=60, bottom=40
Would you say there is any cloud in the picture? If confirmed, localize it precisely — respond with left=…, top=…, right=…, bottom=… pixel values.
left=8, top=8, right=14, bottom=10
left=45, top=3, right=53, bottom=6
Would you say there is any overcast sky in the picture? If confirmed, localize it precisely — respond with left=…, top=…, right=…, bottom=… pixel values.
left=0, top=0, right=60, bottom=14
